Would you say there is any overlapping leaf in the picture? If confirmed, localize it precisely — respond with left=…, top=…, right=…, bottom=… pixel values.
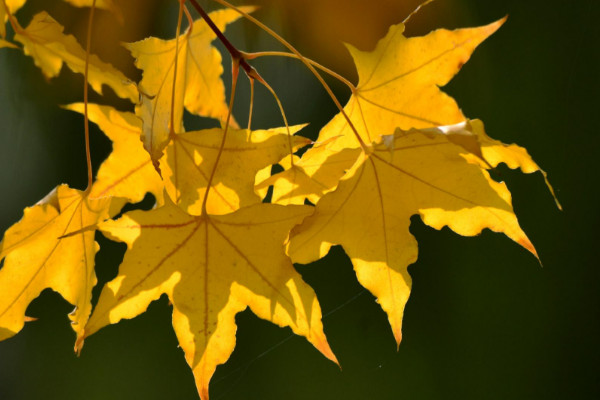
left=162, top=125, right=310, bottom=215
left=126, top=7, right=254, bottom=164
left=0, top=185, right=113, bottom=342
left=64, top=103, right=164, bottom=205
left=265, top=18, right=506, bottom=205
left=2, top=1, right=122, bottom=40
left=14, top=12, right=137, bottom=102
left=256, top=143, right=360, bottom=205
left=321, top=18, right=506, bottom=149
left=289, top=128, right=536, bottom=345
left=0, top=4, right=559, bottom=399
left=464, top=120, right=560, bottom=208
left=412, top=119, right=561, bottom=208
left=0, top=38, right=16, bottom=48
left=82, top=199, right=336, bottom=399
left=0, top=0, right=26, bottom=38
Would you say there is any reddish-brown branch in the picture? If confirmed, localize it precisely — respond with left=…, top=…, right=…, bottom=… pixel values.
left=186, top=0, right=255, bottom=77
left=208, top=0, right=369, bottom=151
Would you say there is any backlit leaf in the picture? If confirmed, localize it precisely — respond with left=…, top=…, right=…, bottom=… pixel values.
left=269, top=18, right=506, bottom=205
left=0, top=185, right=113, bottom=343
left=14, top=12, right=137, bottom=102
left=0, top=38, right=16, bottom=48
left=318, top=18, right=506, bottom=150
left=256, top=144, right=361, bottom=205
left=83, top=199, right=336, bottom=399
left=0, top=0, right=26, bottom=38
left=161, top=125, right=310, bottom=215
left=409, top=119, right=561, bottom=208
left=125, top=7, right=254, bottom=165
left=289, top=129, right=535, bottom=345
left=64, top=103, right=164, bottom=205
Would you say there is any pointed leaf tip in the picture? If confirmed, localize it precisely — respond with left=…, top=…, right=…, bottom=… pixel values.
left=0, top=185, right=113, bottom=344
left=88, top=202, right=329, bottom=398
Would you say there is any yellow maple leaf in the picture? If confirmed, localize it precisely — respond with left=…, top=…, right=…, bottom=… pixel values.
left=0, top=185, right=113, bottom=343
left=0, top=0, right=26, bottom=38
left=268, top=18, right=505, bottom=205
left=126, top=7, right=254, bottom=164
left=64, top=103, right=164, bottom=205
left=403, top=119, right=561, bottom=208
left=468, top=119, right=561, bottom=208
left=0, top=37, right=16, bottom=48
left=161, top=125, right=311, bottom=215
left=319, top=18, right=506, bottom=150
left=255, top=144, right=361, bottom=205
left=81, top=199, right=336, bottom=399
left=14, top=11, right=137, bottom=102
left=288, top=129, right=535, bottom=346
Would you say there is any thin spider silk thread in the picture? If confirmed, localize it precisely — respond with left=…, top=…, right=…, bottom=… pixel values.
left=211, top=289, right=367, bottom=399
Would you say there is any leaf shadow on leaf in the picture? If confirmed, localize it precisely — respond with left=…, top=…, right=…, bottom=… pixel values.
left=290, top=133, right=530, bottom=344
left=293, top=134, right=519, bottom=266
left=0, top=185, right=116, bottom=343
left=258, top=147, right=361, bottom=205
left=165, top=134, right=248, bottom=214
left=164, top=128, right=308, bottom=215
left=91, top=202, right=326, bottom=388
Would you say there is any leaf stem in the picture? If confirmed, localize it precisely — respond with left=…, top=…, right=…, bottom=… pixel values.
left=183, top=3, right=194, bottom=33
left=1, top=0, right=23, bottom=34
left=200, top=60, right=239, bottom=215
left=402, top=0, right=435, bottom=25
left=246, top=51, right=356, bottom=92
left=169, top=0, right=185, bottom=139
left=83, top=0, right=97, bottom=192
left=247, top=77, right=254, bottom=130
left=207, top=0, right=368, bottom=151
left=254, top=76, right=295, bottom=167
left=186, top=0, right=254, bottom=77
left=187, top=0, right=295, bottom=163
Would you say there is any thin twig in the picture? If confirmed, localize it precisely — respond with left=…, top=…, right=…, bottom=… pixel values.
left=247, top=78, right=254, bottom=130
left=83, top=0, right=97, bottom=192
left=200, top=60, right=240, bottom=214
left=169, top=0, right=185, bottom=139
left=246, top=51, right=356, bottom=92
left=207, top=0, right=368, bottom=151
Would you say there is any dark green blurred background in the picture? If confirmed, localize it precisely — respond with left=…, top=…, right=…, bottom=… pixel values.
left=0, top=0, right=597, bottom=399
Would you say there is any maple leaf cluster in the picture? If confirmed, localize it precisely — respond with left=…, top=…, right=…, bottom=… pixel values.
left=0, top=1, right=558, bottom=398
